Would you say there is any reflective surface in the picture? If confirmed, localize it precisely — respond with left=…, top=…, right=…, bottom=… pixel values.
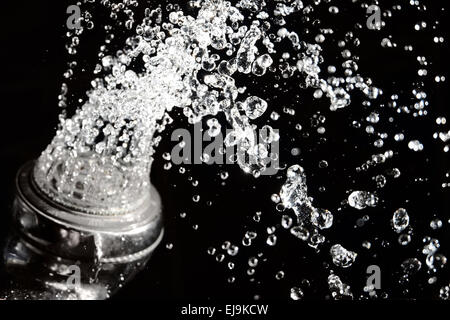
left=14, top=161, right=163, bottom=263
left=0, top=161, right=163, bottom=300
left=0, top=232, right=154, bottom=299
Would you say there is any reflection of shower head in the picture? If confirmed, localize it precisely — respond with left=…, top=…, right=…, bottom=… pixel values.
left=1, top=229, right=154, bottom=300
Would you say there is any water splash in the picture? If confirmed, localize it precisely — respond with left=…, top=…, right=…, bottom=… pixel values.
left=30, top=0, right=449, bottom=300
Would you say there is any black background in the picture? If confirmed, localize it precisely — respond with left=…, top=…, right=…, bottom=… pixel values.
left=0, top=0, right=449, bottom=300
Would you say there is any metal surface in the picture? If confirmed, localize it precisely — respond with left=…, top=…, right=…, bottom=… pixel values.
left=12, top=161, right=164, bottom=263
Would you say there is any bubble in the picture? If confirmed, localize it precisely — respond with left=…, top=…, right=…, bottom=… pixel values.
left=408, top=140, right=424, bottom=151
left=430, top=219, right=443, bottom=230
left=248, top=257, right=258, bottom=267
left=328, top=274, right=353, bottom=300
left=266, top=234, right=277, bottom=246
left=348, top=191, right=378, bottom=210
left=330, top=244, right=357, bottom=268
left=401, top=258, right=422, bottom=275
left=398, top=234, right=411, bottom=246
left=290, top=287, right=304, bottom=300
left=311, top=208, right=333, bottom=230
left=207, top=118, right=221, bottom=137
left=281, top=215, right=293, bottom=229
left=392, top=208, right=410, bottom=233
left=275, top=271, right=285, bottom=280
left=290, top=226, right=309, bottom=241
